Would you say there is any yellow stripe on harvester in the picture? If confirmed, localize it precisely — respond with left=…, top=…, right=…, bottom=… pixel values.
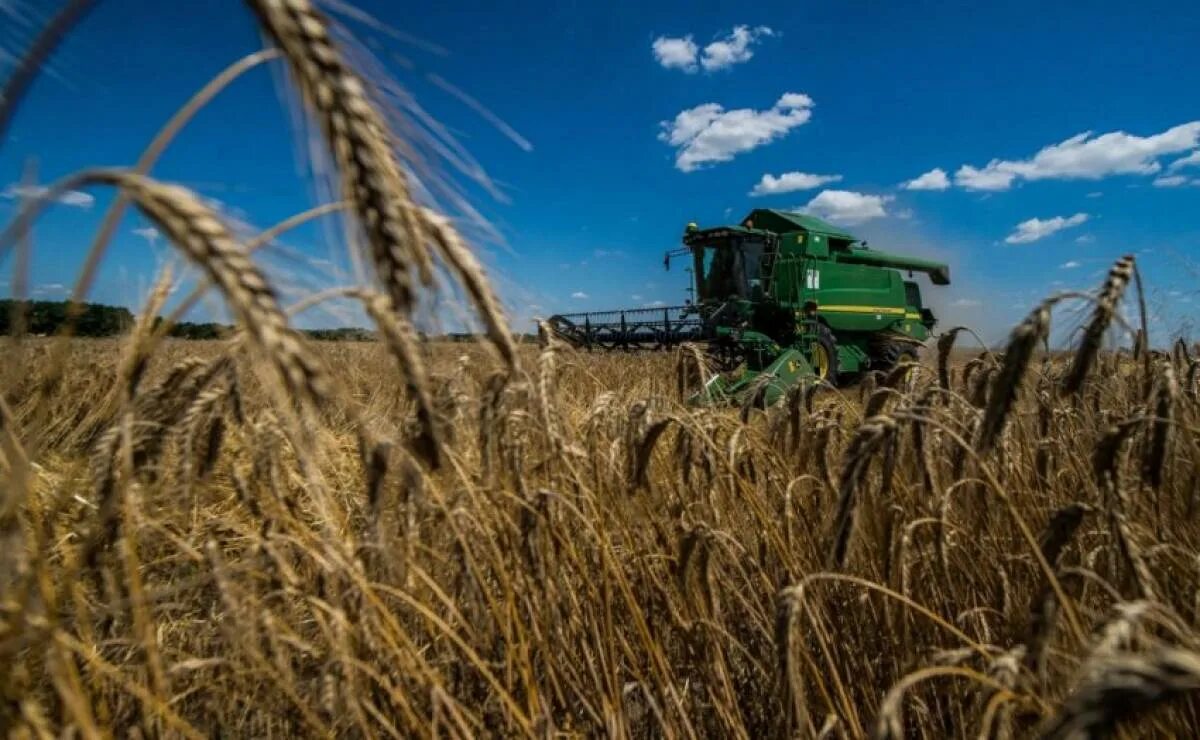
left=818, top=305, right=906, bottom=315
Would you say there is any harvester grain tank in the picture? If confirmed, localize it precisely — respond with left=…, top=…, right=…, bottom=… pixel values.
left=547, top=209, right=950, bottom=405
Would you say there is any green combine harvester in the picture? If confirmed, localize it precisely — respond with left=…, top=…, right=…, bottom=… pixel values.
left=547, top=209, right=950, bottom=406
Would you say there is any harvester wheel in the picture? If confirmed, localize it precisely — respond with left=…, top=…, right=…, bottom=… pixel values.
left=811, top=324, right=839, bottom=385
left=874, top=342, right=920, bottom=372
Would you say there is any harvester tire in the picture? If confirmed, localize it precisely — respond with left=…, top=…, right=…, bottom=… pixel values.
left=811, top=323, right=839, bottom=386
left=874, top=342, right=919, bottom=372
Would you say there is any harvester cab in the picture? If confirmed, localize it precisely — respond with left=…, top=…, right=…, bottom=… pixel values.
left=546, top=208, right=951, bottom=407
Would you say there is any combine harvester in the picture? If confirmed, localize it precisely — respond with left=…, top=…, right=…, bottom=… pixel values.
left=547, top=209, right=950, bottom=405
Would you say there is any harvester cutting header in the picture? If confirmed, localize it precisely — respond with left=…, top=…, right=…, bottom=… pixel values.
left=548, top=209, right=950, bottom=405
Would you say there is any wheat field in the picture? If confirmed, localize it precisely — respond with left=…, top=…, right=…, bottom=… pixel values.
left=4, top=328, right=1200, bottom=738
left=4, top=1, right=1200, bottom=738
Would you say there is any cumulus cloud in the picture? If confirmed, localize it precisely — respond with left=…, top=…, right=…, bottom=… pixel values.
left=1004, top=213, right=1089, bottom=244
left=700, top=25, right=774, bottom=71
left=902, top=167, right=951, bottom=191
left=955, top=122, right=1200, bottom=191
left=652, top=25, right=774, bottom=73
left=659, top=92, right=814, bottom=172
left=571, top=291, right=589, bottom=299
left=651, top=35, right=699, bottom=71
left=1167, top=150, right=1200, bottom=172
left=2, top=184, right=94, bottom=209
left=750, top=171, right=841, bottom=196
left=954, top=164, right=1019, bottom=191
left=1060, top=260, right=1081, bottom=269
left=800, top=190, right=892, bottom=225
left=1153, top=175, right=1189, bottom=187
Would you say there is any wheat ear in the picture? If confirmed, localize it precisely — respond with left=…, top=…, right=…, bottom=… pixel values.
left=978, top=302, right=1052, bottom=452
left=81, top=170, right=329, bottom=405
left=1039, top=648, right=1200, bottom=739
left=1062, top=255, right=1134, bottom=395
left=246, top=0, right=430, bottom=311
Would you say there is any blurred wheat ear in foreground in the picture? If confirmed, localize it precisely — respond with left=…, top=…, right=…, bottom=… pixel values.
left=4, top=3, right=1200, bottom=739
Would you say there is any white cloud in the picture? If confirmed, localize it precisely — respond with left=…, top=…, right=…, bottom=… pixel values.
left=800, top=190, right=892, bottom=225
left=659, top=92, right=814, bottom=172
left=1086, top=191, right=1103, bottom=198
left=652, top=35, right=699, bottom=71
left=1060, top=260, right=1081, bottom=269
left=630, top=294, right=643, bottom=301
left=1075, top=234, right=1095, bottom=244
left=32, top=283, right=67, bottom=296
left=1004, top=212, right=1089, bottom=244
left=952, top=298, right=982, bottom=307
left=653, top=25, right=775, bottom=73
left=699, top=25, right=774, bottom=72
left=60, top=191, right=94, bottom=208
left=1153, top=175, right=1189, bottom=187
left=750, top=171, right=841, bottom=196
left=2, top=184, right=94, bottom=209
left=902, top=167, right=951, bottom=191
left=955, top=122, right=1200, bottom=191
left=571, top=291, right=589, bottom=299
left=133, top=226, right=160, bottom=242
left=1167, top=150, right=1200, bottom=172
left=644, top=300, right=667, bottom=308
left=954, top=164, right=1018, bottom=191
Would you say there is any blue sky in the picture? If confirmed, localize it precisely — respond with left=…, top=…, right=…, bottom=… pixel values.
left=2, top=0, right=1199, bottom=341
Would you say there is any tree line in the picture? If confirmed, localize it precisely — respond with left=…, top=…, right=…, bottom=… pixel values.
left=0, top=299, right=379, bottom=341
left=0, top=299, right=538, bottom=342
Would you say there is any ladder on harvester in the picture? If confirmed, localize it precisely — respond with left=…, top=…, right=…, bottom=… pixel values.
left=758, top=248, right=777, bottom=296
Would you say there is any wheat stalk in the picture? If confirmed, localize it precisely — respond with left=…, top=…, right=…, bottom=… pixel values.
left=1141, top=361, right=1177, bottom=492
left=355, top=289, right=441, bottom=468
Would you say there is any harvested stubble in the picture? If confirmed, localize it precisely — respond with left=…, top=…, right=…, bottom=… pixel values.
left=4, top=1, right=1200, bottom=738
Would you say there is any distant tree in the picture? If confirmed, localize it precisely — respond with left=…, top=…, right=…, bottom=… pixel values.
left=168, top=321, right=227, bottom=340
left=1, top=298, right=380, bottom=342
left=0, top=299, right=133, bottom=337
